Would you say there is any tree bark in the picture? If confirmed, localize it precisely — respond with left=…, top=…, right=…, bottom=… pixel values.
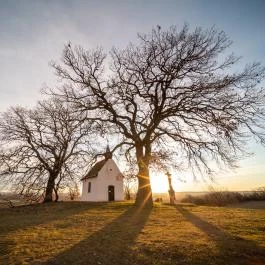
left=54, top=188, right=59, bottom=202
left=135, top=170, right=153, bottom=207
left=135, top=145, right=153, bottom=207
left=43, top=174, right=56, bottom=203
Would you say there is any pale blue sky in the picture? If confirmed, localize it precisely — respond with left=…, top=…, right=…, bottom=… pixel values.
left=0, top=0, right=264, bottom=191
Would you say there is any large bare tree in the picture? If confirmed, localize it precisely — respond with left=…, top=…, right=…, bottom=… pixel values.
left=0, top=98, right=95, bottom=202
left=51, top=25, right=265, bottom=207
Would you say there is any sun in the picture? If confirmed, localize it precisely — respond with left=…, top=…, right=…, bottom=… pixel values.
left=150, top=173, right=169, bottom=193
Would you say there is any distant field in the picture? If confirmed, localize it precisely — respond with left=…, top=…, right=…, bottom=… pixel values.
left=153, top=192, right=209, bottom=202
left=0, top=202, right=265, bottom=265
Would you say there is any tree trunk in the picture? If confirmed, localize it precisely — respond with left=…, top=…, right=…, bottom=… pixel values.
left=43, top=174, right=56, bottom=203
left=54, top=188, right=59, bottom=202
left=135, top=146, right=153, bottom=207
left=135, top=172, right=153, bottom=207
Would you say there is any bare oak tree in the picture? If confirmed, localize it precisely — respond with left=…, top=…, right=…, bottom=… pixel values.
left=0, top=98, right=94, bottom=202
left=51, top=25, right=265, bottom=207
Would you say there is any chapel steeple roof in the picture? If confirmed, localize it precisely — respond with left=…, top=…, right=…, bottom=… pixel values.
left=81, top=145, right=113, bottom=181
left=104, top=145, right=112, bottom=160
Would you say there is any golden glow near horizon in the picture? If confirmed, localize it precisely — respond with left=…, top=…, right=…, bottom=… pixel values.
left=150, top=163, right=265, bottom=193
left=150, top=142, right=265, bottom=193
left=150, top=172, right=209, bottom=193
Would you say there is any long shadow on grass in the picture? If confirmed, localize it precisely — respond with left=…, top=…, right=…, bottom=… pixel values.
left=0, top=202, right=109, bottom=235
left=44, top=205, right=152, bottom=265
left=176, top=206, right=265, bottom=265
left=0, top=202, right=115, bottom=260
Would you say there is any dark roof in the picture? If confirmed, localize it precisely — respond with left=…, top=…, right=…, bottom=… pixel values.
left=81, top=159, right=107, bottom=181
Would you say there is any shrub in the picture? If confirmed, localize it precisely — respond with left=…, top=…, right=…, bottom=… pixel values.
left=180, top=187, right=265, bottom=206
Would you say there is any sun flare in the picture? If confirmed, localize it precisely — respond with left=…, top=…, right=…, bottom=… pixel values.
left=150, top=173, right=170, bottom=193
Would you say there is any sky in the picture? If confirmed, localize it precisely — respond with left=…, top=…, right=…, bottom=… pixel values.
left=0, top=0, right=264, bottom=192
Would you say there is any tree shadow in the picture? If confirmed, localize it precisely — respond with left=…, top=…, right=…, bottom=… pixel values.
left=0, top=202, right=109, bottom=235
left=44, top=205, right=152, bottom=265
left=176, top=205, right=265, bottom=265
left=0, top=202, right=118, bottom=261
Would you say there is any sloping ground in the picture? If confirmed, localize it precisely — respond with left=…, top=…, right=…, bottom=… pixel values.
left=0, top=202, right=265, bottom=265
left=0, top=199, right=27, bottom=208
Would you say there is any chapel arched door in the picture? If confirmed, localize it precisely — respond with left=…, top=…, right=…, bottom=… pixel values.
left=108, top=185, right=115, bottom=201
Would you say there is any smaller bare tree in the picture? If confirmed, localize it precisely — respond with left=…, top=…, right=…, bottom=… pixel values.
left=123, top=160, right=138, bottom=200
left=124, top=174, right=138, bottom=201
left=0, top=97, right=96, bottom=202
left=68, top=183, right=80, bottom=201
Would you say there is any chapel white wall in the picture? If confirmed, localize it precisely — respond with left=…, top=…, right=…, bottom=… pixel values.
left=81, top=159, right=124, bottom=202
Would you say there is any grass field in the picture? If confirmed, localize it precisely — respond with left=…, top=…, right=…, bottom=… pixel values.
left=0, top=202, right=265, bottom=265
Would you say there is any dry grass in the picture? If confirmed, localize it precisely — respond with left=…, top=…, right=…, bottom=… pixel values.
left=0, top=202, right=265, bottom=264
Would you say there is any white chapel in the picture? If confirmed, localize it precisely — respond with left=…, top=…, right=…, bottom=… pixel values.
left=81, top=147, right=124, bottom=202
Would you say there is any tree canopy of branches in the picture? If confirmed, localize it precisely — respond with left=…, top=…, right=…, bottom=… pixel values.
left=51, top=25, right=265, bottom=207
left=0, top=98, right=94, bottom=202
